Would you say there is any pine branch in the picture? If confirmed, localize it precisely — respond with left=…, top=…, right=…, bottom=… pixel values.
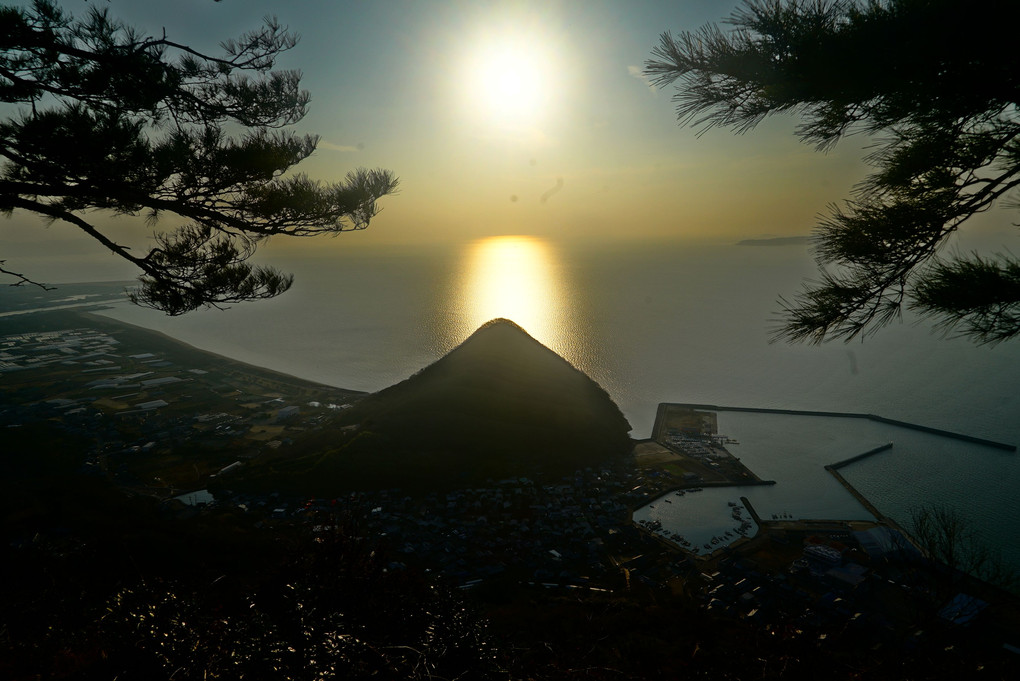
left=0, top=259, right=56, bottom=290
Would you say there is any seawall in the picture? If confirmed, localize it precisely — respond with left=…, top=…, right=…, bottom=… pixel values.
left=828, top=442, right=894, bottom=470
left=659, top=403, right=1016, bottom=452
left=826, top=465, right=886, bottom=520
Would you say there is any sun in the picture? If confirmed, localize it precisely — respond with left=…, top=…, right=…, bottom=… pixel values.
left=463, top=34, right=553, bottom=128
left=475, top=46, right=545, bottom=122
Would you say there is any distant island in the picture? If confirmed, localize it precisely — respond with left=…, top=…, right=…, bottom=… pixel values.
left=736, top=235, right=812, bottom=246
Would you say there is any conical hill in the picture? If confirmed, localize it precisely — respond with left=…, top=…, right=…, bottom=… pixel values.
left=313, top=319, right=631, bottom=491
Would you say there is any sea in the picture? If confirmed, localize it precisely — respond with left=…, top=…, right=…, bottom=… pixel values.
left=95, top=237, right=1020, bottom=569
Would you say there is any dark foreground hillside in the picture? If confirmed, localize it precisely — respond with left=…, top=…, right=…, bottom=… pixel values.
left=5, top=310, right=1018, bottom=679
left=231, top=319, right=632, bottom=492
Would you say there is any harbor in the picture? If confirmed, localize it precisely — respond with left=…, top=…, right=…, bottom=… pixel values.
left=633, top=488, right=759, bottom=557
left=632, top=404, right=1018, bottom=565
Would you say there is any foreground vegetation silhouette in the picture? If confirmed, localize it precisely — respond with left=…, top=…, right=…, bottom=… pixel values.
left=0, top=0, right=396, bottom=314
left=647, top=0, right=1020, bottom=344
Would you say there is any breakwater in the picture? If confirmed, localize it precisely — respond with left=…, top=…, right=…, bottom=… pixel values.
left=739, top=496, right=762, bottom=525
left=823, top=443, right=895, bottom=520
left=698, top=479, right=776, bottom=488
left=828, top=442, right=894, bottom=470
left=659, top=403, right=1016, bottom=452
left=825, top=466, right=885, bottom=520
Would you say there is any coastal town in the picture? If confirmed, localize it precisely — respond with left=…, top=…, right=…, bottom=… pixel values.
left=0, top=314, right=364, bottom=487
left=3, top=309, right=1020, bottom=669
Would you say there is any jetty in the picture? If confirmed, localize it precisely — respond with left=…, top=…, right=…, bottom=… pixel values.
left=828, top=442, right=894, bottom=470
left=659, top=403, right=1016, bottom=451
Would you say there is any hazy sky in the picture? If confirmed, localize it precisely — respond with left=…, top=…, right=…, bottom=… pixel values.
left=2, top=0, right=1013, bottom=282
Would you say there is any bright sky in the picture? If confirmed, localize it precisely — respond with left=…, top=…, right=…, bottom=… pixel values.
left=6, top=0, right=1004, bottom=281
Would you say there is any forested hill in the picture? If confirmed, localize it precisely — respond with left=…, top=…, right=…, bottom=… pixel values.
left=339, top=318, right=633, bottom=486
left=233, top=319, right=633, bottom=493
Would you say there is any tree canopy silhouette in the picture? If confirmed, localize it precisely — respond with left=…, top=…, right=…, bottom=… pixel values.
left=646, top=0, right=1020, bottom=343
left=0, top=0, right=397, bottom=315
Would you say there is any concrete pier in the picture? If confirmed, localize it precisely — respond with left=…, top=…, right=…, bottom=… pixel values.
left=825, top=465, right=885, bottom=520
left=659, top=403, right=1016, bottom=452
left=829, top=442, right=894, bottom=470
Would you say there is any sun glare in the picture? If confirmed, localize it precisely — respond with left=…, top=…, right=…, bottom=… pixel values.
left=476, top=47, right=545, bottom=121
left=460, top=235, right=565, bottom=348
left=463, top=33, right=556, bottom=129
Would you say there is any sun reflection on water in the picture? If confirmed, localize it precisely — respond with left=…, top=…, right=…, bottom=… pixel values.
left=458, top=235, right=567, bottom=352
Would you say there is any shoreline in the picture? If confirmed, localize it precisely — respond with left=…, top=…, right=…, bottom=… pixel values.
left=76, top=310, right=365, bottom=396
left=2, top=306, right=351, bottom=394
left=6, top=307, right=1015, bottom=573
